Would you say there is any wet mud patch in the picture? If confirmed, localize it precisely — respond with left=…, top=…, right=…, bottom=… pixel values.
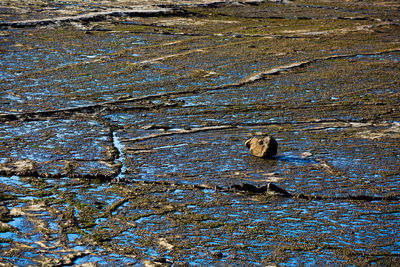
left=0, top=119, right=119, bottom=178
left=1, top=177, right=399, bottom=265
left=121, top=126, right=282, bottom=185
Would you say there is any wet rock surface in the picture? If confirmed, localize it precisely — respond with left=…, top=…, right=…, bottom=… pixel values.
left=245, top=135, right=278, bottom=158
left=1, top=0, right=400, bottom=265
left=230, top=182, right=292, bottom=196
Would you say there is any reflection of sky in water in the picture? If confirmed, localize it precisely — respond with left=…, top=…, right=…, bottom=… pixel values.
left=0, top=120, right=110, bottom=167
left=1, top=172, right=399, bottom=265
left=353, top=53, right=400, bottom=62
left=0, top=33, right=147, bottom=79
left=67, top=233, right=81, bottom=242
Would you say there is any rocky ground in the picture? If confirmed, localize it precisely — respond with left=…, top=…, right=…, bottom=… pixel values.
left=0, top=0, right=399, bottom=266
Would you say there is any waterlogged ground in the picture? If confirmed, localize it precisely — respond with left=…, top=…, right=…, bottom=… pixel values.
left=1, top=0, right=400, bottom=265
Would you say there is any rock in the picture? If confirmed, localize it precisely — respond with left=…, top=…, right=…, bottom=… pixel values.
left=140, top=124, right=171, bottom=130
left=0, top=159, right=38, bottom=176
left=230, top=183, right=292, bottom=197
left=231, top=183, right=259, bottom=193
left=263, top=183, right=292, bottom=197
left=211, top=251, right=224, bottom=258
left=245, top=135, right=277, bottom=158
left=0, top=204, right=10, bottom=221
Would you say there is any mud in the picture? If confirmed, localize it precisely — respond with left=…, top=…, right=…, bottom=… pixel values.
left=1, top=0, right=400, bottom=265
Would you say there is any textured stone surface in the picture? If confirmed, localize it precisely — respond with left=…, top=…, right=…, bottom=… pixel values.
left=245, top=136, right=278, bottom=158
left=0, top=0, right=399, bottom=265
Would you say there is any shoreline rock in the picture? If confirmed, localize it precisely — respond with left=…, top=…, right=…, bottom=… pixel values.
left=245, top=135, right=278, bottom=158
left=230, top=182, right=292, bottom=197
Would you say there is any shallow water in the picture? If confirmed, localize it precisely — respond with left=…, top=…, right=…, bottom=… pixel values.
left=1, top=0, right=400, bottom=265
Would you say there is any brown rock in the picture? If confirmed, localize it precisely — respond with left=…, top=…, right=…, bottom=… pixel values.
left=245, top=135, right=277, bottom=158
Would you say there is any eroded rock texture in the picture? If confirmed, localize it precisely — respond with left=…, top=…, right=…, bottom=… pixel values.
left=1, top=0, right=400, bottom=266
left=245, top=135, right=278, bottom=158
